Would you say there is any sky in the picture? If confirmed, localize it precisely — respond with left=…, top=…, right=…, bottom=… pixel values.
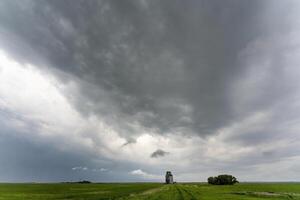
left=0, top=0, right=300, bottom=182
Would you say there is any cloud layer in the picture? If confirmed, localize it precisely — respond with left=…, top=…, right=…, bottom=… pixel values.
left=0, top=0, right=300, bottom=182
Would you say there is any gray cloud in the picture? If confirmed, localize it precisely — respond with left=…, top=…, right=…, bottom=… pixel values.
left=150, top=149, right=170, bottom=158
left=0, top=0, right=264, bottom=136
left=0, top=0, right=300, bottom=182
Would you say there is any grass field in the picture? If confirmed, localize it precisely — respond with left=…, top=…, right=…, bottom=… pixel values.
left=0, top=183, right=300, bottom=200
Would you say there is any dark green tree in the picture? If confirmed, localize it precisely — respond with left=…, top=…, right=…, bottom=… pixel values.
left=207, top=174, right=238, bottom=185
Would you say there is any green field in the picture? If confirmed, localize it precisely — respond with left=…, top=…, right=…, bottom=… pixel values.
left=0, top=183, right=300, bottom=200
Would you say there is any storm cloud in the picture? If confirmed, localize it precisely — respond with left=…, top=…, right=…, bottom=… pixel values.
left=0, top=0, right=300, bottom=182
left=151, top=149, right=169, bottom=158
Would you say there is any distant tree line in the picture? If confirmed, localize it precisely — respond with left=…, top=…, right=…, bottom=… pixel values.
left=207, top=174, right=238, bottom=185
left=61, top=180, right=91, bottom=184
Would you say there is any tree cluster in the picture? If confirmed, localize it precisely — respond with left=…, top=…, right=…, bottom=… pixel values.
left=207, top=174, right=238, bottom=185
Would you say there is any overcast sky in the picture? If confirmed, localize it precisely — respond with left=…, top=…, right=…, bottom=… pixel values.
left=1, top=0, right=300, bottom=182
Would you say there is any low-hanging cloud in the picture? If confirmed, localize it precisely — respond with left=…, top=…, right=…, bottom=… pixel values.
left=72, top=166, right=88, bottom=171
left=130, top=169, right=161, bottom=180
left=150, top=149, right=170, bottom=158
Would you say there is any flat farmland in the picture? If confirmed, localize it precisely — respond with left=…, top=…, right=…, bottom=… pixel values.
left=0, top=183, right=300, bottom=200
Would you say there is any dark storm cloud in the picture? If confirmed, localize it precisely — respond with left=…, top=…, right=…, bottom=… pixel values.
left=0, top=0, right=266, bottom=137
left=150, top=149, right=169, bottom=158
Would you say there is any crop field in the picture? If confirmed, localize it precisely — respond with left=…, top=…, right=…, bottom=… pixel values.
left=0, top=183, right=300, bottom=200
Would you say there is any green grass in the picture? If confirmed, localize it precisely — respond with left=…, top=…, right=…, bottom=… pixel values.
left=0, top=183, right=162, bottom=200
left=0, top=183, right=300, bottom=200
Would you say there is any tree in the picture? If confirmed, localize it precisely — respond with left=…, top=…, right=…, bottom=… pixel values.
left=207, top=174, right=238, bottom=185
left=207, top=176, right=216, bottom=184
